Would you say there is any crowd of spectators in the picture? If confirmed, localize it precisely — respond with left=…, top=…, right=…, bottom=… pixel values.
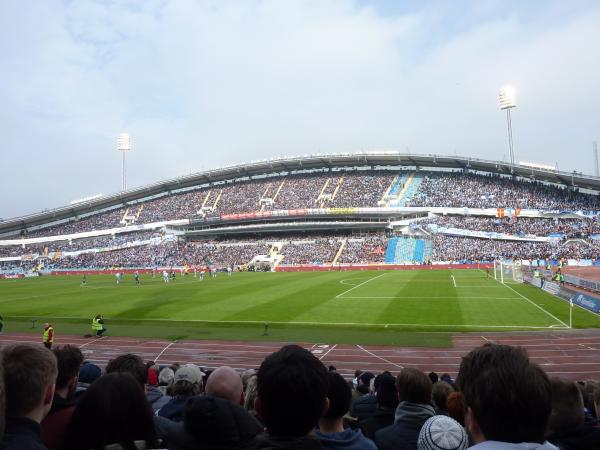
left=2, top=341, right=599, bottom=449
left=423, top=215, right=600, bottom=238
left=0, top=232, right=159, bottom=259
left=338, top=235, right=388, bottom=264
left=3, top=229, right=600, bottom=272
left=431, top=235, right=600, bottom=261
left=280, top=239, right=340, bottom=265
left=407, top=172, right=599, bottom=210
left=7, top=171, right=599, bottom=244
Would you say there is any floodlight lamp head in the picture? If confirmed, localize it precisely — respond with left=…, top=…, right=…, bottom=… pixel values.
left=117, top=133, right=132, bottom=152
left=499, top=85, right=516, bottom=110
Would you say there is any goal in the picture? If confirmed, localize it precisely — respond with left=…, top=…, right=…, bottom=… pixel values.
left=493, top=260, right=523, bottom=284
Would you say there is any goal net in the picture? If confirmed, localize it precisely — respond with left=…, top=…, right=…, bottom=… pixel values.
left=493, top=260, right=523, bottom=284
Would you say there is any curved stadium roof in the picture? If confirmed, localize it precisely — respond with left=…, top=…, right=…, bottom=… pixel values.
left=1, top=152, right=598, bottom=234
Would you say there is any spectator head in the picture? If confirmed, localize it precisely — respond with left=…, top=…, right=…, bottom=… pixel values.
left=256, top=344, right=328, bottom=437
left=546, top=378, right=584, bottom=437
left=428, top=372, right=439, bottom=384
left=321, top=372, right=351, bottom=420
left=594, top=385, right=600, bottom=418
left=78, top=362, right=101, bottom=384
left=359, top=371, right=375, bottom=388
left=356, top=384, right=370, bottom=395
left=328, top=365, right=337, bottom=372
left=376, top=374, right=399, bottom=409
left=183, top=395, right=262, bottom=448
left=456, top=344, right=551, bottom=444
left=63, top=372, right=157, bottom=450
left=244, top=374, right=258, bottom=413
left=53, top=345, right=84, bottom=398
left=2, top=344, right=57, bottom=421
left=158, top=367, right=175, bottom=386
left=205, top=366, right=243, bottom=405
left=396, top=368, right=432, bottom=405
left=446, top=392, right=466, bottom=427
left=0, top=361, right=4, bottom=439
left=582, top=381, right=599, bottom=418
left=432, top=381, right=454, bottom=412
left=105, top=353, right=146, bottom=389
left=172, top=364, right=204, bottom=396
left=418, top=415, right=468, bottom=450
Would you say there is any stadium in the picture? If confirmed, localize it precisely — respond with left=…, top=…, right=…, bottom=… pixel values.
left=2, top=152, right=600, bottom=358
left=3, top=2, right=600, bottom=448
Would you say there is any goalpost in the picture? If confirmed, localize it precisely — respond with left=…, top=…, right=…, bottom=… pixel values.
left=493, top=260, right=523, bottom=284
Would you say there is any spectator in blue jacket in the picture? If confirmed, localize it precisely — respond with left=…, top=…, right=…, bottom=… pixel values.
left=316, top=372, right=377, bottom=450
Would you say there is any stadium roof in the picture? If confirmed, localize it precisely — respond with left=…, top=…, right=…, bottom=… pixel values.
left=1, top=152, right=598, bottom=235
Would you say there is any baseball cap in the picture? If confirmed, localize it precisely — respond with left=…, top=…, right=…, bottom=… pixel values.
left=174, top=364, right=204, bottom=385
left=418, top=415, right=468, bottom=450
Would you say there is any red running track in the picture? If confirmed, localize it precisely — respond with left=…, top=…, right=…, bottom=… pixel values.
left=1, top=331, right=600, bottom=381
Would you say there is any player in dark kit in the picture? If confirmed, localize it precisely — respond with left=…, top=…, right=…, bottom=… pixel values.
left=134, top=271, right=140, bottom=285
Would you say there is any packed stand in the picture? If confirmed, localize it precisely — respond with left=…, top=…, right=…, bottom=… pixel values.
left=408, top=171, right=600, bottom=210
left=431, top=235, right=600, bottom=261
left=338, top=235, right=388, bottom=264
left=423, top=215, right=600, bottom=238
left=281, top=239, right=340, bottom=265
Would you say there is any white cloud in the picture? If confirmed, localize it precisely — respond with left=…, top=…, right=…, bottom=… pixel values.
left=0, top=0, right=599, bottom=218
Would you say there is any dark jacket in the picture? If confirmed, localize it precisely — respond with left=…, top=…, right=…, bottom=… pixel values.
left=349, top=394, right=377, bottom=421
left=155, top=395, right=262, bottom=450
left=1, top=417, right=48, bottom=450
left=374, top=402, right=435, bottom=450
left=147, top=385, right=171, bottom=412
left=315, top=428, right=377, bottom=450
left=157, top=395, right=191, bottom=421
left=359, top=408, right=395, bottom=439
left=253, top=434, right=324, bottom=450
left=547, top=424, right=600, bottom=450
left=41, top=394, right=76, bottom=450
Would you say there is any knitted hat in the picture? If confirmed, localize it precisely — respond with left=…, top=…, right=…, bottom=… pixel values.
left=418, top=415, right=468, bottom=450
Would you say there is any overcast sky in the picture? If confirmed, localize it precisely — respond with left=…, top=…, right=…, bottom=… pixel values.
left=1, top=0, right=599, bottom=219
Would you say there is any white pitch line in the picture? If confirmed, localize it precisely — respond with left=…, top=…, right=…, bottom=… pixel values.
left=338, top=296, right=525, bottom=300
left=155, top=342, right=176, bottom=362
left=319, top=344, right=338, bottom=361
left=79, top=336, right=107, bottom=348
left=335, top=273, right=386, bottom=298
left=356, top=344, right=404, bottom=370
left=451, top=275, right=457, bottom=288
left=492, top=277, right=569, bottom=328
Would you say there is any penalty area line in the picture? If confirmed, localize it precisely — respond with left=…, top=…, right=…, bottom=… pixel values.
left=335, top=273, right=386, bottom=299
left=489, top=274, right=569, bottom=328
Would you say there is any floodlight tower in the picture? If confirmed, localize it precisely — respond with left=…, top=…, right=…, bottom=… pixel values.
left=498, top=85, right=517, bottom=167
left=117, top=133, right=132, bottom=191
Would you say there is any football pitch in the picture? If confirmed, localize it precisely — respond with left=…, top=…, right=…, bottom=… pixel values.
left=1, top=269, right=600, bottom=346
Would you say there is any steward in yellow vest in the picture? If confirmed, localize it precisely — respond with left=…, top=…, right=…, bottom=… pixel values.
left=43, top=323, right=54, bottom=349
left=92, top=315, right=106, bottom=337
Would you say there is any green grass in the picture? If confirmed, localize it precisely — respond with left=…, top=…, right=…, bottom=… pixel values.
left=1, top=269, right=599, bottom=346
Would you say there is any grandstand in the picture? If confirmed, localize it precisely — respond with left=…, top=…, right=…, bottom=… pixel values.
left=0, top=152, right=598, bottom=272
left=1, top=151, right=599, bottom=335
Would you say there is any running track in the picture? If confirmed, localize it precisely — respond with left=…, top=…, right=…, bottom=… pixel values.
left=2, top=331, right=600, bottom=381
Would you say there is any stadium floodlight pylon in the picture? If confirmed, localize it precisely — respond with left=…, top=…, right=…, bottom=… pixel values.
left=494, top=260, right=523, bottom=284
left=499, top=85, right=517, bottom=167
left=117, top=133, right=132, bottom=191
